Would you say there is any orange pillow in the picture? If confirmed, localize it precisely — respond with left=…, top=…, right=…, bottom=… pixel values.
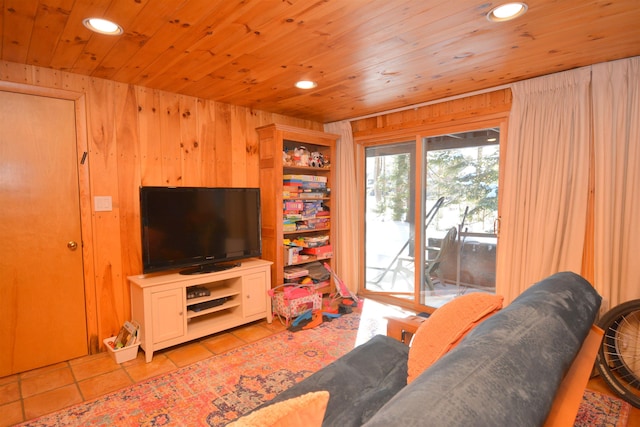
left=227, top=391, right=329, bottom=427
left=407, top=293, right=503, bottom=383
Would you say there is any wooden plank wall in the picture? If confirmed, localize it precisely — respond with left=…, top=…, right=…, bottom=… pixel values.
left=0, top=60, right=322, bottom=353
left=350, top=89, right=513, bottom=138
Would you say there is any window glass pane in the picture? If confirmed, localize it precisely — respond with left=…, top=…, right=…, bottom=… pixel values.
left=364, top=141, right=416, bottom=300
left=421, top=129, right=498, bottom=307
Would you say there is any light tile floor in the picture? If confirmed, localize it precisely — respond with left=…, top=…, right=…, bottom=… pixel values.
left=0, top=318, right=287, bottom=427
left=1, top=299, right=637, bottom=426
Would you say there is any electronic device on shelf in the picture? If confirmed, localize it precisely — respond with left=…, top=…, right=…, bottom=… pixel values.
left=186, top=285, right=211, bottom=299
left=140, top=186, right=262, bottom=275
left=188, top=297, right=228, bottom=312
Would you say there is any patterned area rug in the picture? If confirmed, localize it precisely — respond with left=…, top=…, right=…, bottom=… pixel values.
left=15, top=304, right=633, bottom=427
left=17, top=313, right=360, bottom=427
left=574, top=389, right=631, bottom=427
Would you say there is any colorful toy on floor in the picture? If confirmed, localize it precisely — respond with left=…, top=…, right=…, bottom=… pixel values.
left=323, top=262, right=361, bottom=307
left=303, top=310, right=324, bottom=330
left=268, top=283, right=323, bottom=326
left=287, top=307, right=342, bottom=332
left=290, top=309, right=313, bottom=327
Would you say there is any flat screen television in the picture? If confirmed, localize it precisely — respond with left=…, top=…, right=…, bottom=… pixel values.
left=140, top=186, right=262, bottom=275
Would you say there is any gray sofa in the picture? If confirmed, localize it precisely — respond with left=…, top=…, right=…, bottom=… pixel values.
left=257, top=271, right=602, bottom=427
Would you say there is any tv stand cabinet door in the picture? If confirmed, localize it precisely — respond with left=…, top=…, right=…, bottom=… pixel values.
left=151, top=288, right=185, bottom=345
left=242, top=270, right=271, bottom=321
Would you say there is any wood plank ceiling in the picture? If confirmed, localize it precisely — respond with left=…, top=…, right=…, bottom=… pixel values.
left=2, top=0, right=640, bottom=123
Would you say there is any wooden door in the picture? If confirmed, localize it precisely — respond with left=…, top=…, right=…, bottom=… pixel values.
left=0, top=90, right=88, bottom=376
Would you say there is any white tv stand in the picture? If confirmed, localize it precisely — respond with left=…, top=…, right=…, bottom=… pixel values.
left=129, top=259, right=272, bottom=362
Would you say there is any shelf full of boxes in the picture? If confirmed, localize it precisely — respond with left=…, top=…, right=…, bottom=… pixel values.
left=257, top=123, right=338, bottom=295
left=282, top=173, right=333, bottom=290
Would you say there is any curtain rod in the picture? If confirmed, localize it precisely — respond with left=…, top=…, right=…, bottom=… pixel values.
left=344, top=83, right=513, bottom=123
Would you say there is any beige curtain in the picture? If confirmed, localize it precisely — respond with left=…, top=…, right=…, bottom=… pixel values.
left=592, top=57, right=640, bottom=307
left=496, top=67, right=592, bottom=303
left=324, top=121, right=360, bottom=293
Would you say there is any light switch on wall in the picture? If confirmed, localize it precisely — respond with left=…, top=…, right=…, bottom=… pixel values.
left=94, top=196, right=113, bottom=212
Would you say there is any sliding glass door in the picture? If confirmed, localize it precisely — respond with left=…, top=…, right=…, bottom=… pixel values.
left=363, top=129, right=500, bottom=309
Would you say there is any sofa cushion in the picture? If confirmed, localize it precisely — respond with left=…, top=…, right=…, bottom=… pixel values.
left=254, top=334, right=409, bottom=427
left=364, top=271, right=602, bottom=427
left=407, top=292, right=504, bottom=383
left=227, top=391, right=329, bottom=427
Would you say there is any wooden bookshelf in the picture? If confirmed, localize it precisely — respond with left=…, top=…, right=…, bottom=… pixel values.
left=257, top=124, right=339, bottom=293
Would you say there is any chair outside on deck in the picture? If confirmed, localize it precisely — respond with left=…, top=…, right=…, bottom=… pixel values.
left=424, top=226, right=458, bottom=291
left=372, top=197, right=446, bottom=288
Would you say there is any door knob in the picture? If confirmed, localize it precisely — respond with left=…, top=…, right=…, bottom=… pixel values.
left=67, top=241, right=79, bottom=251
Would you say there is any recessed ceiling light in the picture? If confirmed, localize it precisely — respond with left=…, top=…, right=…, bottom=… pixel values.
left=83, top=17, right=123, bottom=35
left=295, top=80, right=317, bottom=90
left=487, top=2, right=528, bottom=22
